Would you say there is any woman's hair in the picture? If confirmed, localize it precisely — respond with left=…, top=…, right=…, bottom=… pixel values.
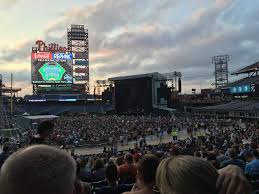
left=137, top=154, right=160, bottom=184
left=105, top=163, right=118, bottom=182
left=94, top=158, right=104, bottom=170
left=156, top=155, right=219, bottom=194
left=38, top=120, right=54, bottom=134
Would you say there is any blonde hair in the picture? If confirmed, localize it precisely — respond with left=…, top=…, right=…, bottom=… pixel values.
left=156, top=155, right=218, bottom=194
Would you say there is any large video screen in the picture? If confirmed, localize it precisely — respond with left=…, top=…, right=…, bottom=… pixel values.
left=230, top=85, right=251, bottom=94
left=31, top=59, right=73, bottom=84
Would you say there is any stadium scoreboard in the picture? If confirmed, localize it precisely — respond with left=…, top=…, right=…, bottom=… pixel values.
left=31, top=40, right=73, bottom=85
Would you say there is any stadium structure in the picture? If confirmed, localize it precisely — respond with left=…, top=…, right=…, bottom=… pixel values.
left=24, top=24, right=181, bottom=115
left=25, top=24, right=104, bottom=115
left=193, top=60, right=259, bottom=119
left=31, top=25, right=89, bottom=95
left=24, top=72, right=181, bottom=115
left=0, top=74, right=21, bottom=132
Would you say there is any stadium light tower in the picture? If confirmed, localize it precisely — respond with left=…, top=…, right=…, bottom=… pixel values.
left=162, top=71, right=182, bottom=92
left=67, top=25, right=89, bottom=94
left=212, top=55, right=229, bottom=89
left=0, top=74, right=10, bottom=129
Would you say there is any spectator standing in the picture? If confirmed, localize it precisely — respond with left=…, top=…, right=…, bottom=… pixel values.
left=118, top=153, right=137, bottom=184
left=171, top=129, right=178, bottom=141
left=30, top=120, right=54, bottom=145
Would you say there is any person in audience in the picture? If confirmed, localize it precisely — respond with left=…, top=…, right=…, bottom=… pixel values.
left=156, top=155, right=250, bottom=194
left=95, top=163, right=132, bottom=194
left=217, top=150, right=229, bottom=164
left=91, top=158, right=105, bottom=181
left=105, top=163, right=119, bottom=189
left=30, top=120, right=54, bottom=144
left=123, top=154, right=160, bottom=194
left=156, top=155, right=219, bottom=194
left=118, top=153, right=137, bottom=184
left=207, top=152, right=220, bottom=169
left=0, top=145, right=76, bottom=194
left=217, top=164, right=251, bottom=194
left=221, top=148, right=246, bottom=170
left=75, top=162, right=91, bottom=194
left=245, top=149, right=259, bottom=174
left=78, top=158, right=92, bottom=182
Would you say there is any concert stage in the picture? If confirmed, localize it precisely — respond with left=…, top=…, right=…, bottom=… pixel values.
left=109, top=72, right=175, bottom=114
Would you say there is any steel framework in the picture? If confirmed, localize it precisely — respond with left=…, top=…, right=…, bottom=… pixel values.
left=67, top=24, right=89, bottom=93
left=0, top=74, right=10, bottom=130
left=95, top=80, right=113, bottom=96
left=162, top=71, right=182, bottom=92
left=212, top=55, right=229, bottom=89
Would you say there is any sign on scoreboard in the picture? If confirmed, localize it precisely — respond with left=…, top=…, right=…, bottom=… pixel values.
left=31, top=52, right=52, bottom=60
left=53, top=53, right=73, bottom=60
left=31, top=61, right=73, bottom=84
left=31, top=52, right=72, bottom=60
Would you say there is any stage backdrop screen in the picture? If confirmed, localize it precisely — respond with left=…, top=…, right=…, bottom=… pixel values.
left=31, top=58, right=73, bottom=84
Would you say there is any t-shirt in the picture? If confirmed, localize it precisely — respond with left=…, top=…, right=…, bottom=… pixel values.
left=245, top=159, right=259, bottom=174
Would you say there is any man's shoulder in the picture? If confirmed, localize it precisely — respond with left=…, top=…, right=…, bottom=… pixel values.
left=236, top=159, right=245, bottom=165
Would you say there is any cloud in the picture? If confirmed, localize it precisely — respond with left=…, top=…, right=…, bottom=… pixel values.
left=1, top=0, right=259, bottom=95
left=0, top=39, right=33, bottom=63
left=0, top=0, right=20, bottom=10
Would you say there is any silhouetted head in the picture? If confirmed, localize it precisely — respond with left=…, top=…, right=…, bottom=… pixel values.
left=0, top=145, right=76, bottom=194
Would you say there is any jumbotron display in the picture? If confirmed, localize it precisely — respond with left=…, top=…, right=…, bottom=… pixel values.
left=31, top=27, right=89, bottom=94
left=31, top=60, right=73, bottom=84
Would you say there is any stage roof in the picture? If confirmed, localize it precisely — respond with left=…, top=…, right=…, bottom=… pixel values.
left=232, top=61, right=259, bottom=75
left=24, top=115, right=59, bottom=120
left=222, top=75, right=259, bottom=88
left=108, top=72, right=166, bottom=81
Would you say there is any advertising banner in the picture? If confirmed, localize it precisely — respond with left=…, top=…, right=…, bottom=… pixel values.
left=53, top=53, right=73, bottom=60
left=31, top=52, right=52, bottom=60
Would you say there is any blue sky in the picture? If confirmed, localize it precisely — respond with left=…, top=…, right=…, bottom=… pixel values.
left=0, top=0, right=259, bottom=96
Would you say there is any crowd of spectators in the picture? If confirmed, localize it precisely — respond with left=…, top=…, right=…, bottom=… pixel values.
left=51, top=114, right=174, bottom=145
left=0, top=114, right=259, bottom=194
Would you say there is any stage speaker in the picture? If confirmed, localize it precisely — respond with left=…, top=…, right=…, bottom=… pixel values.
left=178, top=78, right=182, bottom=93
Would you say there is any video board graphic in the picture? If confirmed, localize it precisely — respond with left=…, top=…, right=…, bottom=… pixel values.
left=31, top=59, right=73, bottom=84
left=230, top=85, right=251, bottom=94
